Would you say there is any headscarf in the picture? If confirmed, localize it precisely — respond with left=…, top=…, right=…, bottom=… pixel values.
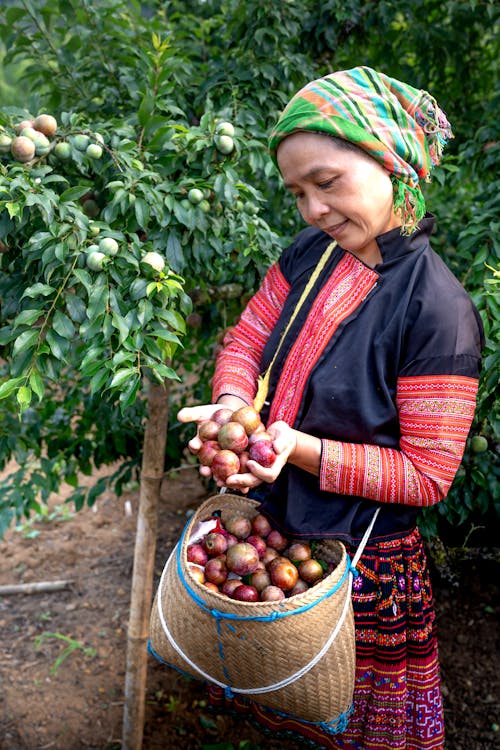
left=268, top=66, right=453, bottom=234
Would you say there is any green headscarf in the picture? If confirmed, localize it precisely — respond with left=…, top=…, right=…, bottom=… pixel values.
left=269, top=66, right=453, bottom=233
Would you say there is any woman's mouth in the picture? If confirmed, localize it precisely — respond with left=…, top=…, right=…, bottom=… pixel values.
left=324, top=220, right=348, bottom=238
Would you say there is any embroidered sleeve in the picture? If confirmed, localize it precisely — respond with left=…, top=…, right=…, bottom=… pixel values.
left=319, top=375, right=479, bottom=506
left=212, top=262, right=290, bottom=405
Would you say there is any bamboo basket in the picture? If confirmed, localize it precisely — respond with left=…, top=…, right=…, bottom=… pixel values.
left=149, top=494, right=356, bottom=732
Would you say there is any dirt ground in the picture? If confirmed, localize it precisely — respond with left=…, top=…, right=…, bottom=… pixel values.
left=0, top=467, right=498, bottom=750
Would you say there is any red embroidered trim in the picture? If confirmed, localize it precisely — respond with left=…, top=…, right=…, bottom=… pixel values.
left=212, top=263, right=290, bottom=404
left=269, top=254, right=378, bottom=425
left=320, top=375, right=478, bottom=506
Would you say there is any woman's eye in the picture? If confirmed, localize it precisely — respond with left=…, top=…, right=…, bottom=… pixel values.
left=318, top=178, right=335, bottom=189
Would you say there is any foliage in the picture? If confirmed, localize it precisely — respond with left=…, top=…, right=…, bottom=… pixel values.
left=0, top=0, right=498, bottom=542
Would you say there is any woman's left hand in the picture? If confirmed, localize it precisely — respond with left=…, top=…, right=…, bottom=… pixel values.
left=225, top=420, right=297, bottom=492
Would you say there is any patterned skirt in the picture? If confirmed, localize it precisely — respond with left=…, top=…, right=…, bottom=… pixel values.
left=208, top=527, right=445, bottom=749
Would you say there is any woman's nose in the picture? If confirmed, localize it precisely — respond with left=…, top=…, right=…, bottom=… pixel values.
left=304, top=194, right=330, bottom=223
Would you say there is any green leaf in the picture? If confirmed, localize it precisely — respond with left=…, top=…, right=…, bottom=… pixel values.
left=138, top=93, right=155, bottom=127
left=12, top=330, right=39, bottom=358
left=60, top=186, right=95, bottom=203
left=52, top=310, right=76, bottom=340
left=14, top=309, right=43, bottom=327
left=109, top=368, right=136, bottom=389
left=0, top=377, right=24, bottom=400
left=29, top=371, right=44, bottom=401
left=22, top=283, right=55, bottom=299
left=16, top=386, right=32, bottom=408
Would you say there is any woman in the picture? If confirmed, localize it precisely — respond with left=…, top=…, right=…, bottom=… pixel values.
left=178, top=66, right=484, bottom=749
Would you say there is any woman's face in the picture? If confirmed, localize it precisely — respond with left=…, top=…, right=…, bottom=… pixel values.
left=276, top=132, right=402, bottom=267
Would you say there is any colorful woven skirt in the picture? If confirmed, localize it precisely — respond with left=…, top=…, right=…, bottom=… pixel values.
left=208, top=527, right=445, bottom=749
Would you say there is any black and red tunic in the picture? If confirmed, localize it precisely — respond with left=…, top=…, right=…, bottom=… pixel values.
left=212, top=215, right=483, bottom=543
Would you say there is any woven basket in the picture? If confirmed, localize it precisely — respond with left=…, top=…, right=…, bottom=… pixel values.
left=149, top=494, right=356, bottom=730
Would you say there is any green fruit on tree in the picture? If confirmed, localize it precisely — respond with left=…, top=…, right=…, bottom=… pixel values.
left=216, top=121, right=235, bottom=138
left=93, top=132, right=104, bottom=144
left=200, top=199, right=211, bottom=213
left=82, top=199, right=100, bottom=218
left=11, top=136, right=36, bottom=163
left=86, top=143, right=103, bottom=159
left=89, top=223, right=100, bottom=236
left=106, top=181, right=124, bottom=192
left=214, top=134, right=235, bottom=155
left=86, top=250, right=106, bottom=271
left=235, top=200, right=245, bottom=212
left=244, top=202, right=258, bottom=215
left=180, top=199, right=191, bottom=210
left=33, top=113, right=58, bottom=137
left=72, top=134, right=90, bottom=151
left=141, top=251, right=165, bottom=273
left=86, top=244, right=100, bottom=254
left=99, top=237, right=119, bottom=256
left=54, top=141, right=71, bottom=160
left=20, top=127, right=39, bottom=141
left=471, top=435, right=488, bottom=453
left=0, top=134, right=12, bottom=153
left=188, top=187, right=204, bottom=205
left=33, top=133, right=51, bottom=156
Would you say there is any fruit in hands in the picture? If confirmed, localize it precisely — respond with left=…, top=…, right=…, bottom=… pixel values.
left=198, top=440, right=220, bottom=467
left=226, top=542, right=259, bottom=576
left=198, top=420, right=220, bottom=442
left=231, top=405, right=262, bottom=435
left=11, top=136, right=36, bottom=162
left=217, top=422, right=248, bottom=453
left=249, top=439, right=276, bottom=468
left=33, top=113, right=57, bottom=137
left=248, top=429, right=272, bottom=446
left=211, top=450, right=240, bottom=482
left=238, top=451, right=250, bottom=473
left=212, top=408, right=233, bottom=426
left=224, top=515, right=252, bottom=539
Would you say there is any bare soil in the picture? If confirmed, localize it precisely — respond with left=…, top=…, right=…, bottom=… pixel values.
left=0, top=468, right=498, bottom=750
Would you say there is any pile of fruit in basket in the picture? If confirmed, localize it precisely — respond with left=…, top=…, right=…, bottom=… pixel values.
left=186, top=511, right=334, bottom=602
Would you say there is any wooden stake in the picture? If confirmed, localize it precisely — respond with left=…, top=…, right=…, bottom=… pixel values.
left=122, top=380, right=170, bottom=750
left=0, top=580, right=73, bottom=595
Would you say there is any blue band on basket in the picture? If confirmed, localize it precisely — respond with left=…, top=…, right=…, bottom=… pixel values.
left=176, top=518, right=351, bottom=622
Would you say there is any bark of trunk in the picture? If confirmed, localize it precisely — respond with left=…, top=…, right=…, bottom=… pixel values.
left=122, top=380, right=169, bottom=750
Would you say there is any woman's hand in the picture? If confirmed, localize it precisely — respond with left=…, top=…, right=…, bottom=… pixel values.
left=224, top=420, right=298, bottom=492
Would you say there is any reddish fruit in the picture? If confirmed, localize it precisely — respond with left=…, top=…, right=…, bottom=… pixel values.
left=212, top=408, right=233, bottom=426
left=287, top=542, right=312, bottom=563
left=267, top=555, right=289, bottom=571
left=11, top=136, right=36, bottom=162
left=204, top=556, right=228, bottom=586
left=225, top=515, right=252, bottom=539
left=231, top=584, right=259, bottom=602
left=188, top=563, right=205, bottom=584
left=249, top=440, right=276, bottom=468
left=230, top=406, right=262, bottom=435
left=249, top=569, right=271, bottom=592
left=262, top=547, right=280, bottom=566
left=289, top=579, right=310, bottom=597
left=198, top=420, right=220, bottom=442
left=251, top=513, right=272, bottom=538
left=212, top=450, right=240, bottom=481
left=270, top=559, right=299, bottom=591
left=204, top=582, right=220, bottom=593
left=217, top=421, right=248, bottom=453
left=225, top=533, right=238, bottom=548
left=246, top=534, right=267, bottom=558
left=186, top=543, right=208, bottom=566
left=15, top=119, right=34, bottom=134
left=221, top=579, right=243, bottom=597
left=226, top=542, right=260, bottom=576
left=260, top=585, right=286, bottom=602
left=248, top=430, right=273, bottom=446
left=203, top=532, right=228, bottom=557
left=298, top=558, right=324, bottom=585
left=267, top=530, right=288, bottom=552
left=33, top=113, right=57, bottom=137
left=198, top=440, right=220, bottom=467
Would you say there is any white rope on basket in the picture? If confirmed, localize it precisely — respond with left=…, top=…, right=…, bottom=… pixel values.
left=157, top=507, right=380, bottom=695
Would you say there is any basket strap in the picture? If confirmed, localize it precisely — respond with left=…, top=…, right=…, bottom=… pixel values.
left=350, top=507, right=380, bottom=569
left=156, top=544, right=354, bottom=696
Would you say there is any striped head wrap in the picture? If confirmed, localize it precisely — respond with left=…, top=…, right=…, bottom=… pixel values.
left=268, top=66, right=453, bottom=234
